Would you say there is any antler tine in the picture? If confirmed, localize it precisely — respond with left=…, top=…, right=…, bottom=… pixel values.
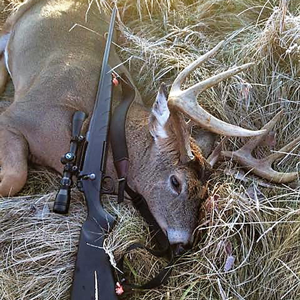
left=238, top=111, right=283, bottom=153
left=221, top=112, right=300, bottom=183
left=170, top=40, right=225, bottom=93
left=185, top=62, right=255, bottom=97
left=266, top=136, right=300, bottom=164
left=207, top=137, right=228, bottom=167
left=168, top=94, right=266, bottom=137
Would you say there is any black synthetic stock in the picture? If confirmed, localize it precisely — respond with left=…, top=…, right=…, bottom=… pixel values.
left=71, top=203, right=117, bottom=300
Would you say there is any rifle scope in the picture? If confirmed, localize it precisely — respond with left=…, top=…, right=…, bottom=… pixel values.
left=53, top=111, right=86, bottom=214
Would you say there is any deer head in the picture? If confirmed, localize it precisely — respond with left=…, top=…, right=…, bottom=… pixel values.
left=126, top=41, right=272, bottom=253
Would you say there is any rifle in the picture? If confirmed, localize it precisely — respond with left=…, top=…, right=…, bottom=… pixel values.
left=53, top=7, right=118, bottom=300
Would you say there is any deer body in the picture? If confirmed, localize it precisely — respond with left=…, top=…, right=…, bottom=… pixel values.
left=2, top=0, right=297, bottom=249
left=1, top=1, right=131, bottom=184
left=0, top=0, right=205, bottom=246
left=3, top=0, right=121, bottom=171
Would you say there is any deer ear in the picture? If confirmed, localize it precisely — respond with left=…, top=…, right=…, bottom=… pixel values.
left=149, top=83, right=170, bottom=139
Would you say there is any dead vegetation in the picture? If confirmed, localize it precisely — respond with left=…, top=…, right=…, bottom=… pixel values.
left=0, top=0, right=299, bottom=299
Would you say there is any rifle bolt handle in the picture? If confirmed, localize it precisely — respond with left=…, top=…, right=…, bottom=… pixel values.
left=82, top=173, right=96, bottom=180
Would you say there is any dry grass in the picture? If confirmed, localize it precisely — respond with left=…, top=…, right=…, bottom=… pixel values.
left=0, top=0, right=299, bottom=299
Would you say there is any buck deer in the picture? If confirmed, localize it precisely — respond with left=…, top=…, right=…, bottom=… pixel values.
left=0, top=0, right=298, bottom=251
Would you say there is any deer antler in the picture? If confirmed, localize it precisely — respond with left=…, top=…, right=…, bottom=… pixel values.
left=167, top=40, right=266, bottom=137
left=221, top=111, right=300, bottom=183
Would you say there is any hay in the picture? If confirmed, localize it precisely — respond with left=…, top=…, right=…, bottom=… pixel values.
left=0, top=0, right=299, bottom=299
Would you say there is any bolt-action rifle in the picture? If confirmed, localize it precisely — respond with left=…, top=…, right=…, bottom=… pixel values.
left=53, top=7, right=118, bottom=300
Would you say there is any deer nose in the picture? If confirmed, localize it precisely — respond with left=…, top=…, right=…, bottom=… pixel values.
left=166, top=228, right=192, bottom=246
left=171, top=243, right=186, bottom=256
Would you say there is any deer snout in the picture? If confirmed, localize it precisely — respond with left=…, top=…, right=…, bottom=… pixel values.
left=166, top=228, right=193, bottom=246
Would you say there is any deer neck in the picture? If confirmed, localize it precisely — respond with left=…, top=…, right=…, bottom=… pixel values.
left=106, top=101, right=152, bottom=194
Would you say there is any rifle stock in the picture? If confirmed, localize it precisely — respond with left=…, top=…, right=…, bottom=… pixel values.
left=71, top=208, right=116, bottom=300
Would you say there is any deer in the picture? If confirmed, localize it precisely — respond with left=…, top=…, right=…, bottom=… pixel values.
left=0, top=0, right=299, bottom=254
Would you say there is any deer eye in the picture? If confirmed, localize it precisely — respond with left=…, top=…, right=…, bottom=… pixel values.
left=170, top=175, right=181, bottom=194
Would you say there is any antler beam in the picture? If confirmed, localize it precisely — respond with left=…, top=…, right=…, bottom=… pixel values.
left=221, top=111, right=300, bottom=183
left=168, top=41, right=265, bottom=137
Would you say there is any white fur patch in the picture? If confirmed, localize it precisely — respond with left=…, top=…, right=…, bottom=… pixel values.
left=1, top=34, right=12, bottom=77
left=4, top=47, right=12, bottom=77
left=151, top=97, right=169, bottom=127
left=152, top=123, right=169, bottom=139
left=166, top=228, right=191, bottom=245
left=0, top=33, right=10, bottom=53
left=149, top=85, right=170, bottom=139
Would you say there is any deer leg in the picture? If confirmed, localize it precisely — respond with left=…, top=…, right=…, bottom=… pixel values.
left=0, top=127, right=28, bottom=196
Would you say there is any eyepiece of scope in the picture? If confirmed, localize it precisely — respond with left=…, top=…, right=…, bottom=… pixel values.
left=72, top=111, right=87, bottom=137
